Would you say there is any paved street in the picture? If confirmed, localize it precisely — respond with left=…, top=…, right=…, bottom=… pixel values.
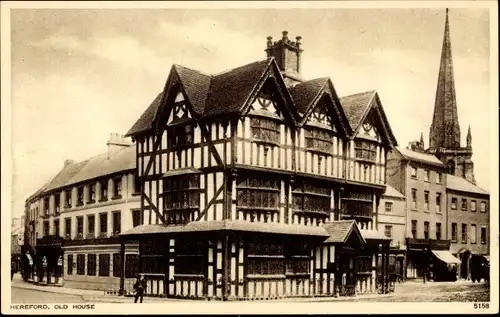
left=11, top=279, right=490, bottom=303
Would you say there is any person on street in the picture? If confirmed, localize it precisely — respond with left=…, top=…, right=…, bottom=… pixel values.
left=133, top=274, right=147, bottom=303
left=11, top=259, right=15, bottom=280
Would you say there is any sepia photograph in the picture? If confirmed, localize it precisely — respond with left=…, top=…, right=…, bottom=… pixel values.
left=1, top=1, right=498, bottom=314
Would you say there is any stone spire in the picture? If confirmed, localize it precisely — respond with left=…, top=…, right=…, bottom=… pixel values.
left=429, top=8, right=461, bottom=150
left=466, top=125, right=472, bottom=148
left=420, top=132, right=424, bottom=148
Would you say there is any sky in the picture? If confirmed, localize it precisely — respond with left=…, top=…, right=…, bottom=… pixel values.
left=8, top=6, right=492, bottom=218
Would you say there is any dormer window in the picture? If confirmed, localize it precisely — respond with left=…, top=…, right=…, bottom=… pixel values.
left=305, top=128, right=333, bottom=153
left=251, top=118, right=280, bottom=145
left=354, top=140, right=376, bottom=163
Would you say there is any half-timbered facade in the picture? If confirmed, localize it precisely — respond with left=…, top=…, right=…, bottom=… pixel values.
left=122, top=31, right=398, bottom=300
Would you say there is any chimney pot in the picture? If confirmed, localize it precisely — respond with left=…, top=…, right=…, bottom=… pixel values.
left=282, top=30, right=289, bottom=42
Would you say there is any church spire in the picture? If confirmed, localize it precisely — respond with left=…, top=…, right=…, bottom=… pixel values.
left=429, top=8, right=461, bottom=150
left=420, top=132, right=424, bottom=148
left=466, top=125, right=472, bottom=148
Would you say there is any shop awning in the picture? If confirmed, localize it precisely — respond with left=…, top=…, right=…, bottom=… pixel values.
left=432, top=250, right=461, bottom=264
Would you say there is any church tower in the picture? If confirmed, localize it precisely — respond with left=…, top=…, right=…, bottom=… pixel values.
left=426, top=9, right=476, bottom=184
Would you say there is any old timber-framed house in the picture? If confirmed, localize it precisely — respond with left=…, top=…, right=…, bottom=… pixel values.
left=121, top=31, right=398, bottom=300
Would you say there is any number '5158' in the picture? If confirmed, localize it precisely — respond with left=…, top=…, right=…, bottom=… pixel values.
left=474, top=303, right=489, bottom=309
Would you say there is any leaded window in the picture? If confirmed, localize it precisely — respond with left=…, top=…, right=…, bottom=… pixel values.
left=167, top=124, right=194, bottom=149
left=175, top=238, right=205, bottom=275
left=163, top=175, right=200, bottom=211
left=250, top=118, right=280, bottom=144
left=354, top=140, right=377, bottom=162
left=305, top=128, right=333, bottom=153
left=292, top=182, right=330, bottom=215
left=247, top=239, right=285, bottom=276
left=236, top=175, right=280, bottom=210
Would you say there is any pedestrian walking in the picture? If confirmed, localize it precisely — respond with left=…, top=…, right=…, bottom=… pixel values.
left=11, top=259, right=15, bottom=280
left=133, top=274, right=147, bottom=303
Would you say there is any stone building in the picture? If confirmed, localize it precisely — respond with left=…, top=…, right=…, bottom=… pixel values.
left=121, top=30, right=399, bottom=300
left=424, top=9, right=476, bottom=184
left=23, top=134, right=142, bottom=291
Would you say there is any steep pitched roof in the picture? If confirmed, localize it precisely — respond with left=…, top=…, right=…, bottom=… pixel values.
left=289, top=77, right=329, bottom=114
left=383, top=184, right=406, bottom=199
left=446, top=174, right=489, bottom=195
left=396, top=147, right=445, bottom=167
left=174, top=64, right=211, bottom=114
left=66, top=146, right=136, bottom=186
left=339, top=90, right=376, bottom=131
left=203, top=59, right=272, bottom=117
left=44, top=160, right=89, bottom=192
left=126, top=92, right=163, bottom=136
left=323, top=220, right=365, bottom=244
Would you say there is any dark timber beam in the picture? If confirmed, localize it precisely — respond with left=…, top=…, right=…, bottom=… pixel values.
left=144, top=193, right=167, bottom=225
left=196, top=185, right=224, bottom=221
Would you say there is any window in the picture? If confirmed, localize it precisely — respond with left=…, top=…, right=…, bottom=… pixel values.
left=87, top=254, right=96, bottom=276
left=451, top=223, right=458, bottom=242
left=481, top=227, right=487, bottom=244
left=461, top=199, right=467, bottom=211
left=250, top=117, right=280, bottom=144
left=471, top=200, right=477, bottom=212
left=113, top=253, right=122, bottom=277
left=411, top=189, right=417, bottom=209
left=125, top=254, right=139, bottom=278
left=424, top=170, right=430, bottom=182
left=292, top=182, right=330, bottom=215
left=424, top=221, right=429, bottom=239
left=237, top=175, right=280, bottom=220
left=65, top=218, right=71, bottom=239
left=436, top=223, right=442, bottom=240
left=113, top=177, right=122, bottom=198
left=451, top=197, right=457, bottom=210
left=247, top=240, right=285, bottom=275
left=436, top=172, right=442, bottom=184
left=471, top=224, right=477, bottom=244
left=76, top=216, right=84, bottom=238
left=99, top=254, right=110, bottom=276
left=480, top=202, right=487, bottom=213
left=133, top=174, right=141, bottom=194
left=132, top=209, right=143, bottom=227
left=164, top=175, right=201, bottom=224
left=43, top=197, right=49, bottom=215
left=411, top=220, right=417, bottom=239
left=54, top=193, right=60, bottom=214
left=43, top=221, right=49, bottom=236
left=305, top=128, right=333, bottom=153
left=76, top=186, right=84, bottom=206
left=411, top=167, right=417, bottom=178
left=99, top=213, right=107, bottom=237
left=76, top=254, right=85, bottom=275
left=354, top=140, right=377, bottom=162
left=87, top=215, right=95, bottom=238
left=384, top=225, right=393, bottom=238
left=112, top=211, right=121, bottom=235
left=54, top=219, right=60, bottom=237
left=100, top=180, right=108, bottom=201
left=384, top=202, right=393, bottom=213
left=175, top=238, right=205, bottom=275
left=461, top=224, right=467, bottom=244
left=167, top=124, right=194, bottom=149
left=435, top=193, right=442, bottom=213
left=67, top=255, right=73, bottom=275
left=424, top=191, right=429, bottom=211
left=89, top=183, right=96, bottom=202
left=65, top=189, right=72, bottom=208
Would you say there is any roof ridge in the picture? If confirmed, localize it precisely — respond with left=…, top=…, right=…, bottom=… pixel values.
left=339, top=90, right=376, bottom=99
left=173, top=64, right=213, bottom=78
left=211, top=58, right=271, bottom=77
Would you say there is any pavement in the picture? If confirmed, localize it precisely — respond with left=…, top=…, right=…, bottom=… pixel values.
left=10, top=274, right=489, bottom=303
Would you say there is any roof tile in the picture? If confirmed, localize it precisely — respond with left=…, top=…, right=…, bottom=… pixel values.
left=289, top=77, right=329, bottom=114
left=339, top=91, right=376, bottom=130
left=446, top=174, right=489, bottom=195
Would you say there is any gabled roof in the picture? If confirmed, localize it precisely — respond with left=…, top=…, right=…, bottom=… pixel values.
left=174, top=64, right=211, bottom=115
left=383, top=184, right=406, bottom=199
left=26, top=182, right=49, bottom=203
left=44, top=160, right=89, bottom=192
left=323, top=220, right=365, bottom=244
left=126, top=92, right=163, bottom=136
left=396, top=147, right=445, bottom=167
left=340, top=90, right=376, bottom=131
left=339, top=91, right=398, bottom=147
left=289, top=77, right=329, bottom=114
left=446, top=174, right=489, bottom=196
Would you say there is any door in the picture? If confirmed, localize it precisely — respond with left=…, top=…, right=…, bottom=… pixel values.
left=338, top=253, right=356, bottom=296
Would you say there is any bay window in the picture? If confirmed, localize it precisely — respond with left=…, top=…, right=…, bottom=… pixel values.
left=236, top=175, right=280, bottom=218
left=292, top=182, right=330, bottom=216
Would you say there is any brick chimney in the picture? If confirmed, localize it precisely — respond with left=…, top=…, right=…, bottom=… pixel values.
left=107, top=133, right=132, bottom=159
left=265, top=30, right=305, bottom=86
left=64, top=159, right=76, bottom=167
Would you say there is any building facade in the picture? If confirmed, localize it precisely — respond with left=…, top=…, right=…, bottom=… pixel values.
left=121, top=31, right=399, bottom=300
left=386, top=145, right=455, bottom=280
left=377, top=185, right=406, bottom=280
left=446, top=174, right=489, bottom=280
left=23, top=134, right=143, bottom=291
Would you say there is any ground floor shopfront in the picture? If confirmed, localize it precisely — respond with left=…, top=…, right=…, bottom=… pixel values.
left=116, top=220, right=395, bottom=300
